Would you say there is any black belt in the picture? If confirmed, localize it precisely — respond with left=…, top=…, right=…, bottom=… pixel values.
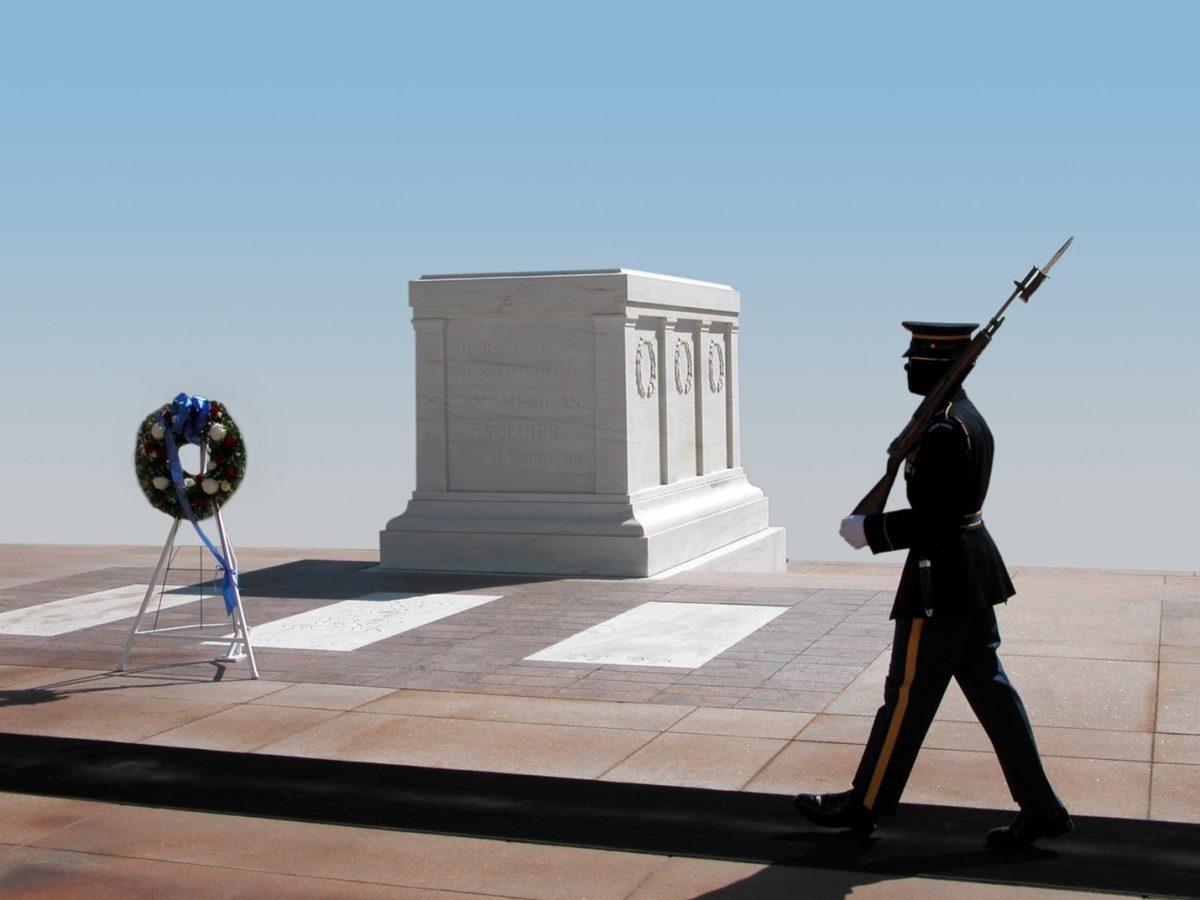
left=961, top=511, right=983, bottom=530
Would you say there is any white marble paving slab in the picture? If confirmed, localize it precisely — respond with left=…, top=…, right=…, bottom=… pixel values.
left=234, top=592, right=502, bottom=651
left=525, top=601, right=787, bottom=668
left=0, top=585, right=197, bottom=636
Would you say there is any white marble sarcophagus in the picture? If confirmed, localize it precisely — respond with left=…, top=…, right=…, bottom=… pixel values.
left=380, top=269, right=785, bottom=577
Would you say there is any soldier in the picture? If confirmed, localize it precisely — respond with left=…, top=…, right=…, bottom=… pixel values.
left=793, top=322, right=1073, bottom=849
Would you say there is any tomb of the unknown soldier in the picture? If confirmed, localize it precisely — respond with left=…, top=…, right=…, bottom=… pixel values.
left=380, top=268, right=787, bottom=577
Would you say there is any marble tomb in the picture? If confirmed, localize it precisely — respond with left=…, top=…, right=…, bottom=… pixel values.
left=379, top=269, right=786, bottom=577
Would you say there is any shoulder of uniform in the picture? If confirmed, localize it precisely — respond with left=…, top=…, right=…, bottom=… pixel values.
left=925, top=403, right=973, bottom=449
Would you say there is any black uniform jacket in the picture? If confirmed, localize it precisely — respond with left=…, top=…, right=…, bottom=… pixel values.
left=863, top=389, right=1015, bottom=619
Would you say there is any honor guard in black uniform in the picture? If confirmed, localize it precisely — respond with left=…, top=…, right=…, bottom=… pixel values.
left=794, top=322, right=1074, bottom=848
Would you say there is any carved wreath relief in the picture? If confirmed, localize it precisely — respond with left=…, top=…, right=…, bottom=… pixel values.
left=635, top=337, right=657, bottom=399
left=708, top=339, right=726, bottom=394
left=674, top=337, right=693, bottom=395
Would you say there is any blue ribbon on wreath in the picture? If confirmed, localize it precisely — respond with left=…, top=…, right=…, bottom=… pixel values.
left=158, top=392, right=239, bottom=614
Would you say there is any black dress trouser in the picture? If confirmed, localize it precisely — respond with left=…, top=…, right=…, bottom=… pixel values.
left=852, top=605, right=1062, bottom=816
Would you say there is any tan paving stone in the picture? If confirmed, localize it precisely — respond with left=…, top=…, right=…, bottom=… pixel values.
left=552, top=682, right=665, bottom=703
left=1042, top=755, right=1152, bottom=820
left=908, top=750, right=1152, bottom=820
left=819, top=650, right=1070, bottom=727
left=140, top=703, right=343, bottom=752
left=795, top=713, right=1151, bottom=762
left=628, top=858, right=1117, bottom=899
left=246, top=681, right=396, bottom=711
left=796, top=712, right=874, bottom=745
left=995, top=595, right=1162, bottom=646
left=1162, top=644, right=1200, bottom=663
left=901, top=747, right=1017, bottom=812
left=599, top=732, right=788, bottom=790
left=668, top=707, right=813, bottom=739
left=469, top=682, right=561, bottom=698
left=770, top=562, right=902, bottom=592
left=745, top=742, right=1152, bottom=820
left=358, top=688, right=693, bottom=730
left=666, top=562, right=897, bottom=590
left=1009, top=568, right=1171, bottom=599
left=0, top=847, right=484, bottom=899
left=743, top=740, right=863, bottom=796
left=1000, top=638, right=1159, bottom=662
left=653, top=685, right=752, bottom=707
left=1024, top=726, right=1152, bottom=762
left=257, top=709, right=659, bottom=778
left=0, top=793, right=112, bottom=847
left=26, top=804, right=664, bottom=899
left=86, top=672, right=294, bottom=704
left=1159, top=599, right=1200, bottom=646
left=0, top=667, right=106, bottom=691
left=1154, top=732, right=1200, bottom=763
left=821, top=653, right=890, bottom=716
left=935, top=657, right=1155, bottom=733
left=0, top=690, right=236, bottom=742
left=626, top=857, right=775, bottom=898
left=1150, top=762, right=1200, bottom=824
left=915, top=719, right=1155, bottom=763
left=733, top=687, right=838, bottom=713
left=1156, top=662, right=1200, bottom=735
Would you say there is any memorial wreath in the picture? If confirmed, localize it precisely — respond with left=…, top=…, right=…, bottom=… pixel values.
left=135, top=394, right=247, bottom=521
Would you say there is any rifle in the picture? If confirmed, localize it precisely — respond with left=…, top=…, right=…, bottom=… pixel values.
left=851, top=237, right=1073, bottom=517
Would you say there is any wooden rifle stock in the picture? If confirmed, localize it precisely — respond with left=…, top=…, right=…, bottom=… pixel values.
left=850, top=333, right=990, bottom=516
left=852, top=462, right=902, bottom=517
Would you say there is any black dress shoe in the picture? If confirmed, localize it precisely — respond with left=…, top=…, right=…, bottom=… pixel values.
left=986, top=807, right=1074, bottom=848
left=793, top=790, right=877, bottom=835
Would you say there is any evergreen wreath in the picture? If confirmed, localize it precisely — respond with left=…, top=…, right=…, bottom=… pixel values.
left=135, top=397, right=246, bottom=521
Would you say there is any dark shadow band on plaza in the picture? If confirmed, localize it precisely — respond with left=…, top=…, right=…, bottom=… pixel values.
left=0, top=731, right=1194, bottom=899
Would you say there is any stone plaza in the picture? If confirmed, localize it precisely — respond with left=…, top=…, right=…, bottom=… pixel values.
left=1, top=543, right=1197, bottom=897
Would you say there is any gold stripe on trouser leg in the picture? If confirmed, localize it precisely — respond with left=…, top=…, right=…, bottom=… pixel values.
left=863, top=619, right=924, bottom=810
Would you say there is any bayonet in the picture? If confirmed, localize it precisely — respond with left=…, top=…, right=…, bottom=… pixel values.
left=1015, top=234, right=1074, bottom=304
left=1041, top=235, right=1074, bottom=275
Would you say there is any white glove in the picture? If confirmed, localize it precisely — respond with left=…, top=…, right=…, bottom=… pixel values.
left=839, top=515, right=868, bottom=550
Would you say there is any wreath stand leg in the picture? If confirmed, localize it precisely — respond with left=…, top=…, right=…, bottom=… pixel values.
left=115, top=512, right=259, bottom=679
left=116, top=518, right=181, bottom=672
left=212, top=509, right=258, bottom=678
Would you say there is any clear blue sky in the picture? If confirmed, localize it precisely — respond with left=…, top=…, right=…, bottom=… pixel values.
left=2, top=1, right=1196, bottom=571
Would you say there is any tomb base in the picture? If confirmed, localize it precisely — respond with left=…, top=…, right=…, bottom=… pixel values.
left=381, top=469, right=784, bottom=578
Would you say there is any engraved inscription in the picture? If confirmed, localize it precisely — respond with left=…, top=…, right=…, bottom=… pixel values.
left=445, top=320, right=595, bottom=492
left=461, top=396, right=582, bottom=411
